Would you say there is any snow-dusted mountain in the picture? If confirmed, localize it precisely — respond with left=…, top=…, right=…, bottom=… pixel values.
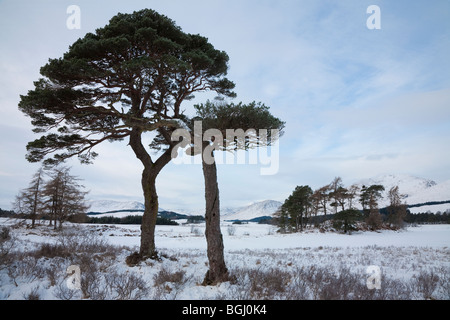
left=87, top=200, right=145, bottom=213
left=87, top=199, right=282, bottom=221
left=222, top=200, right=282, bottom=221
left=356, top=174, right=436, bottom=198
left=353, top=174, right=450, bottom=213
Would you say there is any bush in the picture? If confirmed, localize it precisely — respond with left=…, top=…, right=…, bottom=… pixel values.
left=0, top=227, right=15, bottom=267
left=153, top=269, right=187, bottom=287
left=1, top=227, right=10, bottom=240
left=106, top=269, right=148, bottom=300
left=227, top=225, right=236, bottom=236
left=229, top=267, right=291, bottom=299
left=414, top=271, right=440, bottom=299
left=34, top=242, right=71, bottom=259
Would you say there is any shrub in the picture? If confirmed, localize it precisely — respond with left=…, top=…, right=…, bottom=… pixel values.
left=414, top=271, right=440, bottom=299
left=106, top=269, right=148, bottom=300
left=227, top=225, right=236, bottom=236
left=34, top=242, right=71, bottom=259
left=153, top=269, right=187, bottom=287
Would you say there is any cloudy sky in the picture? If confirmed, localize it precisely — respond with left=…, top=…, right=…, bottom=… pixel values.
left=1, top=0, right=449, bottom=212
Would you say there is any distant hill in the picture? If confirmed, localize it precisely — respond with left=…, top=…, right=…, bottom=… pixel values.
left=86, top=199, right=282, bottom=222
left=86, top=200, right=191, bottom=220
left=222, top=200, right=282, bottom=222
left=87, top=200, right=145, bottom=213
left=353, top=174, right=450, bottom=213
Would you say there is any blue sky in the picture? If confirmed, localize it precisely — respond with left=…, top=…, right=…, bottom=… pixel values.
left=1, top=0, right=449, bottom=211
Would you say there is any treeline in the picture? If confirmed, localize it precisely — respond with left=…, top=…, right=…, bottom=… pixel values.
left=404, top=211, right=450, bottom=224
left=0, top=210, right=181, bottom=226
left=85, top=213, right=204, bottom=225
left=0, top=208, right=14, bottom=216
left=303, top=210, right=450, bottom=227
left=407, top=200, right=450, bottom=208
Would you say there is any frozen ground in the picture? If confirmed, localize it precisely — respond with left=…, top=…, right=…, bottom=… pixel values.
left=0, top=218, right=449, bottom=300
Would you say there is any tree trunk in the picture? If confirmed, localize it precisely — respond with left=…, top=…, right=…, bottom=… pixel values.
left=139, top=168, right=159, bottom=259
left=202, top=150, right=228, bottom=285
left=128, top=128, right=175, bottom=263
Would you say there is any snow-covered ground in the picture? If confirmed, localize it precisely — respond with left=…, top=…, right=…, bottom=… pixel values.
left=0, top=218, right=449, bottom=300
left=107, top=222, right=450, bottom=250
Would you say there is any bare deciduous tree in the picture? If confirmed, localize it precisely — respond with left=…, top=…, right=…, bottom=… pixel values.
left=387, top=186, right=407, bottom=229
left=42, top=167, right=89, bottom=229
left=12, top=167, right=45, bottom=228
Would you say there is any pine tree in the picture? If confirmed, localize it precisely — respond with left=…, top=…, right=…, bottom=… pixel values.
left=181, top=100, right=284, bottom=285
left=18, top=9, right=235, bottom=259
left=333, top=209, right=362, bottom=234
left=281, top=185, right=313, bottom=232
left=361, top=184, right=385, bottom=230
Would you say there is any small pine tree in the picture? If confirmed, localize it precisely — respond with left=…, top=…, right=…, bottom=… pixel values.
left=333, top=209, right=362, bottom=234
left=359, top=184, right=385, bottom=230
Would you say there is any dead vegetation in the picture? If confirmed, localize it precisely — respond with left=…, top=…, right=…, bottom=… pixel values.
left=0, top=221, right=449, bottom=300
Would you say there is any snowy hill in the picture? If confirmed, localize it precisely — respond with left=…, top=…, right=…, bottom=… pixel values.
left=222, top=200, right=282, bottom=221
left=87, top=200, right=145, bottom=213
left=86, top=200, right=191, bottom=219
left=356, top=174, right=436, bottom=199
left=353, top=174, right=450, bottom=213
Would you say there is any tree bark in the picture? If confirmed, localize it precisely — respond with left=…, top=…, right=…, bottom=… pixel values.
left=139, top=168, right=159, bottom=259
left=128, top=127, right=175, bottom=261
left=201, top=149, right=228, bottom=285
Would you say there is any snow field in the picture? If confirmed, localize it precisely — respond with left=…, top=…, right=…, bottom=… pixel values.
left=0, top=218, right=449, bottom=300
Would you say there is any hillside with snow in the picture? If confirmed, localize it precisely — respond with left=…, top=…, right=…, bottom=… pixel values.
left=86, top=199, right=282, bottom=221
left=87, top=200, right=145, bottom=213
left=353, top=174, right=450, bottom=213
left=222, top=200, right=282, bottom=221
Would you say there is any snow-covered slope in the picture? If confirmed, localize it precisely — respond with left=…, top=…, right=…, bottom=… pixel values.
left=353, top=174, right=450, bottom=212
left=87, top=200, right=145, bottom=213
left=357, top=174, right=436, bottom=199
left=223, top=200, right=282, bottom=221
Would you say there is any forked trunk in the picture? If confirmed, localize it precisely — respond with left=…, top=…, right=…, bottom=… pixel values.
left=128, top=128, right=170, bottom=264
left=202, top=150, right=228, bottom=285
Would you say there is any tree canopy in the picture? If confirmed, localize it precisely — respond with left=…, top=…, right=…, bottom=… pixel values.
left=19, top=9, right=235, bottom=166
